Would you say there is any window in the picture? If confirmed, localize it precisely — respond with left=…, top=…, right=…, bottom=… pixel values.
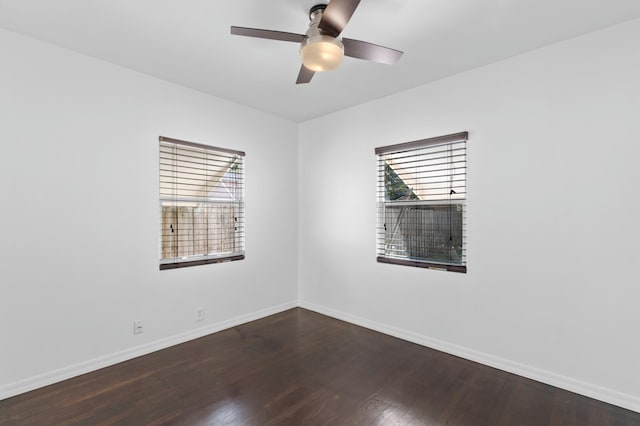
left=376, top=132, right=467, bottom=273
left=159, top=136, right=245, bottom=270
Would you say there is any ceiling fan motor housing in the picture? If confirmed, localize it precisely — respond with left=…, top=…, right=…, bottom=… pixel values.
left=300, top=4, right=344, bottom=72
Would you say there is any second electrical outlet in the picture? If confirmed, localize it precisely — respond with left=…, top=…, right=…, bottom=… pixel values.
left=196, top=307, right=205, bottom=322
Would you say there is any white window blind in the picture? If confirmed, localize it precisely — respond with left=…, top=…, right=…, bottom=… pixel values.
left=376, top=132, right=467, bottom=273
left=159, top=136, right=245, bottom=270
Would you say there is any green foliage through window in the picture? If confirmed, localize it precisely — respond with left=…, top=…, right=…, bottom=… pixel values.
left=384, top=163, right=418, bottom=201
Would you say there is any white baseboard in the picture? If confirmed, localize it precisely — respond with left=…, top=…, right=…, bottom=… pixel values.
left=0, top=301, right=297, bottom=401
left=298, top=300, right=640, bottom=414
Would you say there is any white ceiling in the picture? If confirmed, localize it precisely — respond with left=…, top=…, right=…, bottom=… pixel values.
left=1, top=0, right=639, bottom=122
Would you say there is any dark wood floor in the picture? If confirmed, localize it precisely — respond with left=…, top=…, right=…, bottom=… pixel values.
left=1, top=308, right=638, bottom=425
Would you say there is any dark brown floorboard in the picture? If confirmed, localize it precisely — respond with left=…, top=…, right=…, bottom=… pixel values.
left=1, top=308, right=639, bottom=425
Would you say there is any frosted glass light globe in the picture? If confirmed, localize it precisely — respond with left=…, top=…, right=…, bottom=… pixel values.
left=300, top=36, right=344, bottom=72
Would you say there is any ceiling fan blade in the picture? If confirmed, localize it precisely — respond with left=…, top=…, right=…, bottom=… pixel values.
left=319, top=0, right=361, bottom=37
left=296, top=65, right=315, bottom=84
left=342, top=38, right=403, bottom=64
left=230, top=26, right=306, bottom=43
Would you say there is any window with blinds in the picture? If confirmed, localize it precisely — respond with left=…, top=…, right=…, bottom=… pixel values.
left=376, top=132, right=467, bottom=273
left=159, top=136, right=245, bottom=270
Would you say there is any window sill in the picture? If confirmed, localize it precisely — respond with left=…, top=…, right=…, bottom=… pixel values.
left=160, top=254, right=245, bottom=270
left=377, top=256, right=466, bottom=273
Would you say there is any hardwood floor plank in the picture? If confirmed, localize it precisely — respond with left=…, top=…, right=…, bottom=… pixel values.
left=1, top=308, right=639, bottom=425
left=443, top=365, right=510, bottom=425
left=549, top=388, right=579, bottom=426
left=497, top=376, right=555, bottom=426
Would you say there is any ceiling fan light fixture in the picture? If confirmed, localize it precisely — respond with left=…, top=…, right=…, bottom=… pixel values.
left=300, top=35, right=344, bottom=72
left=231, top=0, right=403, bottom=84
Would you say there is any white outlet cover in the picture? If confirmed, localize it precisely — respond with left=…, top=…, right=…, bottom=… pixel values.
left=196, top=308, right=205, bottom=321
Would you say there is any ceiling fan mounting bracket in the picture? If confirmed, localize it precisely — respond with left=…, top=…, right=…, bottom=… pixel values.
left=309, top=4, right=327, bottom=21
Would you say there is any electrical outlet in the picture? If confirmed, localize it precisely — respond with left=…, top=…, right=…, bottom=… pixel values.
left=196, top=307, right=205, bottom=322
left=133, top=320, right=143, bottom=335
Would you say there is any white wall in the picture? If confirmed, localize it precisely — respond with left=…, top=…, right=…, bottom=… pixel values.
left=299, top=19, right=640, bottom=411
left=0, top=28, right=298, bottom=398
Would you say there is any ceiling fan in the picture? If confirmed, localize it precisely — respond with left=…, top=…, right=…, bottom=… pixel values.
left=230, top=0, right=403, bottom=84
